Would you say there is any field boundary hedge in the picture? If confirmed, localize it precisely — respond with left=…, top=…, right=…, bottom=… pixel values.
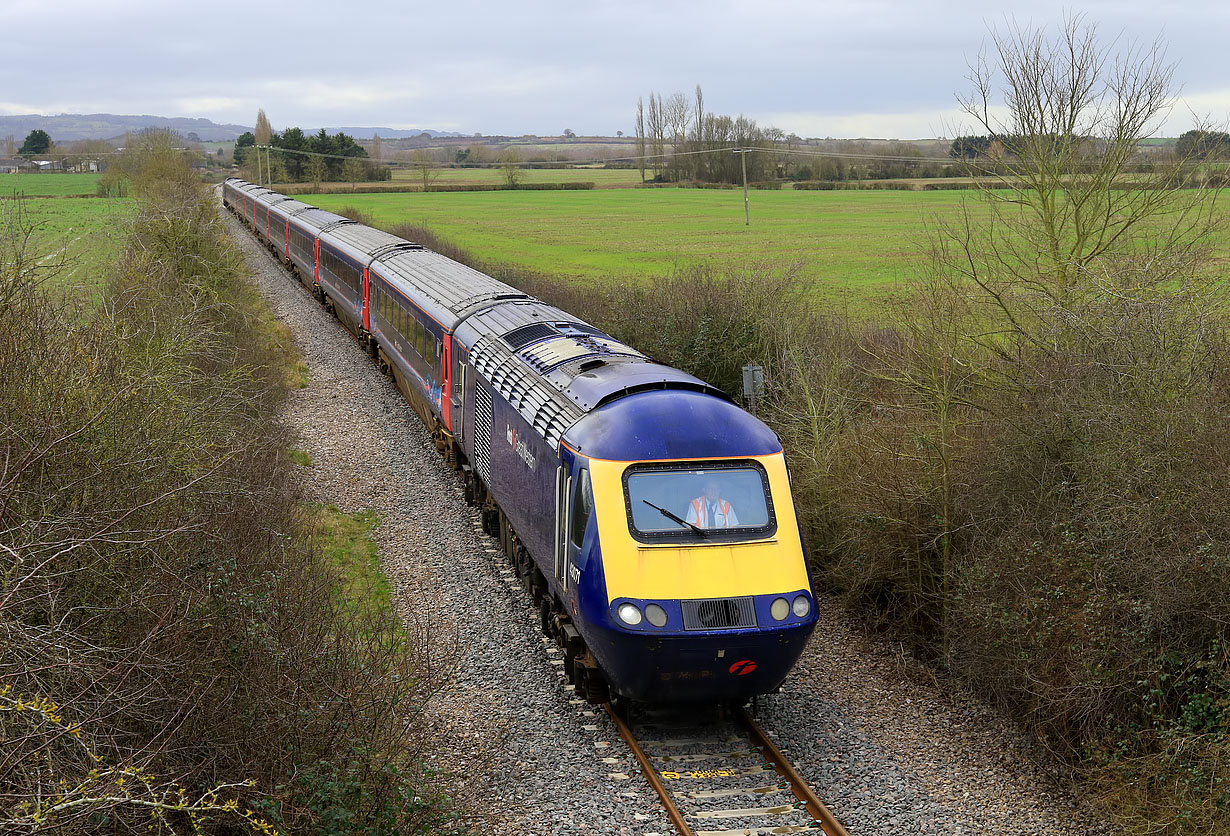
left=281, top=181, right=596, bottom=195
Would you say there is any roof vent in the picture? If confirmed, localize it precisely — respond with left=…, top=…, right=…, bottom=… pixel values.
left=577, top=359, right=606, bottom=373
left=503, top=322, right=556, bottom=350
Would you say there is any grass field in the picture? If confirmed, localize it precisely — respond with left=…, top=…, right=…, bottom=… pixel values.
left=1, top=173, right=101, bottom=197
left=280, top=167, right=643, bottom=192
left=18, top=196, right=134, bottom=298
left=301, top=188, right=972, bottom=301
left=394, top=166, right=642, bottom=187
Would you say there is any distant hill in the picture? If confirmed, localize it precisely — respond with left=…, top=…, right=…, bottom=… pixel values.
left=314, top=127, right=466, bottom=139
left=0, top=114, right=467, bottom=143
left=0, top=114, right=253, bottom=142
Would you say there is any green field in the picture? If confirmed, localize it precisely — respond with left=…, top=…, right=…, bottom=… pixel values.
left=399, top=166, right=642, bottom=187
left=301, top=188, right=969, bottom=300
left=1, top=173, right=101, bottom=197
left=286, top=166, right=644, bottom=191
left=17, top=197, right=134, bottom=298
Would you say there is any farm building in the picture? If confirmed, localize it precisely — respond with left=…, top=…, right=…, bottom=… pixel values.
left=0, top=157, right=36, bottom=173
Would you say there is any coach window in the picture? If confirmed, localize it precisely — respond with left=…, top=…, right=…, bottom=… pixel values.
left=570, top=468, right=593, bottom=548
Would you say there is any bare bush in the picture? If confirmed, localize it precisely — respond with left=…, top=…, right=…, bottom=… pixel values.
left=0, top=178, right=458, bottom=833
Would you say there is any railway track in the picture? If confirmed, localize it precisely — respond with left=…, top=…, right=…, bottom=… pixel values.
left=465, top=436, right=849, bottom=835
left=606, top=702, right=850, bottom=836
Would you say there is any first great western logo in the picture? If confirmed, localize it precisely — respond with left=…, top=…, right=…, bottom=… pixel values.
left=506, top=424, right=537, bottom=471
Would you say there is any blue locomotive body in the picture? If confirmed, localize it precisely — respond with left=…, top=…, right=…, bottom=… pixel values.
left=222, top=178, right=818, bottom=704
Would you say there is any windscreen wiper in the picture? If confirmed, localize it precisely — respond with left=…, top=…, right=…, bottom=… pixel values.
left=642, top=499, right=706, bottom=536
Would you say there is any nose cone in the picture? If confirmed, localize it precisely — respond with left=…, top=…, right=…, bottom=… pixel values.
left=565, top=389, right=781, bottom=462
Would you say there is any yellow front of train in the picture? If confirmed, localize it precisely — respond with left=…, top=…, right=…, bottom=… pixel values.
left=561, top=386, right=818, bottom=704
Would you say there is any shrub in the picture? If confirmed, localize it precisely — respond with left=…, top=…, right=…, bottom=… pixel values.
left=0, top=180, right=459, bottom=833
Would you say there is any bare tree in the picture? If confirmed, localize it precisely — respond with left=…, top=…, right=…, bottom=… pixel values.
left=635, top=98, right=646, bottom=183
left=306, top=153, right=326, bottom=189
left=411, top=149, right=439, bottom=190
left=693, top=85, right=705, bottom=141
left=343, top=157, right=365, bottom=187
left=664, top=92, right=691, bottom=181
left=951, top=14, right=1216, bottom=310
left=646, top=93, right=665, bottom=180
left=3, top=135, right=13, bottom=157
left=254, top=109, right=272, bottom=147
left=371, top=132, right=383, bottom=161
left=499, top=147, right=524, bottom=188
left=871, top=15, right=1226, bottom=653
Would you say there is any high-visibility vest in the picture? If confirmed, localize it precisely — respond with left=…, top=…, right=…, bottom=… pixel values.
left=691, top=498, right=734, bottom=527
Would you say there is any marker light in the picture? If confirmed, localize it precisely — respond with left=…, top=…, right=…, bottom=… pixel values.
left=617, top=603, right=643, bottom=626
left=770, top=598, right=790, bottom=621
left=792, top=595, right=812, bottom=618
left=645, top=603, right=668, bottom=627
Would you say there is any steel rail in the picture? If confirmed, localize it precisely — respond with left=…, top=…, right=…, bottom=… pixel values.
left=606, top=703, right=696, bottom=836
left=607, top=702, right=852, bottom=836
left=738, top=708, right=851, bottom=836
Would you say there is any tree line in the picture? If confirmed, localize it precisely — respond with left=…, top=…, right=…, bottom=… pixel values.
left=951, top=128, right=1230, bottom=167
left=633, top=87, right=971, bottom=185
left=235, top=111, right=389, bottom=184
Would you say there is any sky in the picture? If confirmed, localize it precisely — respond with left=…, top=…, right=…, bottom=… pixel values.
left=4, top=0, right=1230, bottom=139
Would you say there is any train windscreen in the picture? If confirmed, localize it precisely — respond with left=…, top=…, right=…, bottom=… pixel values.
left=623, top=462, right=775, bottom=543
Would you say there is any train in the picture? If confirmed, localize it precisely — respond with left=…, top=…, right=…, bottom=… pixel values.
left=221, top=177, right=818, bottom=705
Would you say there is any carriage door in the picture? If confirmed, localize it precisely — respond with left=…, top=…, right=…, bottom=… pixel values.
left=453, top=362, right=466, bottom=443
left=554, top=465, right=570, bottom=589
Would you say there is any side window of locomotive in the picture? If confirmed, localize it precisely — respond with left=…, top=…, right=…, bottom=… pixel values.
left=570, top=468, right=593, bottom=548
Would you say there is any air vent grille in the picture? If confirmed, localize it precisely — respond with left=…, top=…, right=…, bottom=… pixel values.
left=503, top=323, right=556, bottom=350
left=473, top=383, right=493, bottom=484
left=680, top=597, right=757, bottom=631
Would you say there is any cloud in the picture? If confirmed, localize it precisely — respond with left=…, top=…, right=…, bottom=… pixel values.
left=760, top=107, right=978, bottom=141
left=5, top=0, right=1230, bottom=137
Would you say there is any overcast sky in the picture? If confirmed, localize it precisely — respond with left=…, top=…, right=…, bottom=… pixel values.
left=4, top=0, right=1229, bottom=138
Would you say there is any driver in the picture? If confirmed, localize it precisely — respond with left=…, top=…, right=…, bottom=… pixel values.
left=685, top=477, right=739, bottom=528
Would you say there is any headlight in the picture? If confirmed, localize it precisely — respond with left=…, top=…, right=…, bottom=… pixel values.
left=616, top=603, right=643, bottom=626
left=770, top=597, right=789, bottom=621
left=645, top=603, right=668, bottom=627
left=792, top=595, right=811, bottom=618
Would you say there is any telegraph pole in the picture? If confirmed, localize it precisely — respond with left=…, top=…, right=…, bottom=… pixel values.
left=734, top=148, right=749, bottom=225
